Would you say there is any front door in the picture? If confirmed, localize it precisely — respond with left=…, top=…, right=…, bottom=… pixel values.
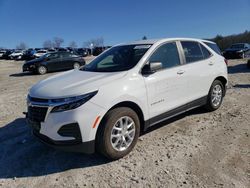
left=143, top=42, right=189, bottom=122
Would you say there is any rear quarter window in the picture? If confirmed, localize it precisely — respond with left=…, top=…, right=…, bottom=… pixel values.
left=204, top=42, right=221, bottom=55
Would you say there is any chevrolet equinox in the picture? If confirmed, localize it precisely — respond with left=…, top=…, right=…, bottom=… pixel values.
left=26, top=38, right=228, bottom=159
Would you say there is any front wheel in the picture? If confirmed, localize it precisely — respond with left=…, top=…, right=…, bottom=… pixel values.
left=37, top=65, right=47, bottom=75
left=96, top=107, right=140, bottom=160
left=205, top=80, right=224, bottom=111
left=73, top=62, right=80, bottom=69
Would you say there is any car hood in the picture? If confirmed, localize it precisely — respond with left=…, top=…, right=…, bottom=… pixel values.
left=25, top=57, right=44, bottom=64
left=29, top=70, right=127, bottom=99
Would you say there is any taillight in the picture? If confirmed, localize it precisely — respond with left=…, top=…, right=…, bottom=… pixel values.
left=224, top=59, right=228, bottom=66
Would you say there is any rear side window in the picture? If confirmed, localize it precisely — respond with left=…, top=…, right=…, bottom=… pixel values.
left=181, top=41, right=204, bottom=63
left=200, top=44, right=211, bottom=59
left=149, top=42, right=180, bottom=69
left=204, top=42, right=221, bottom=55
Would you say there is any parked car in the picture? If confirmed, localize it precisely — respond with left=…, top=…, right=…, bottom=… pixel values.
left=23, top=51, right=85, bottom=74
left=223, top=43, right=250, bottom=59
left=26, top=38, right=228, bottom=159
left=33, top=50, right=47, bottom=58
left=92, top=47, right=105, bottom=56
left=21, top=49, right=36, bottom=61
left=0, top=50, right=13, bottom=59
left=0, top=50, right=6, bottom=58
left=76, top=48, right=89, bottom=57
left=9, top=50, right=24, bottom=60
left=247, top=59, right=250, bottom=69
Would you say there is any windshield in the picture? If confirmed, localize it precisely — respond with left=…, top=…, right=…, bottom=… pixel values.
left=80, top=44, right=151, bottom=72
left=231, top=44, right=244, bottom=49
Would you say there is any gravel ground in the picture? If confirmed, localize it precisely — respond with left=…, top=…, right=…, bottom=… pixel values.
left=0, top=58, right=249, bottom=188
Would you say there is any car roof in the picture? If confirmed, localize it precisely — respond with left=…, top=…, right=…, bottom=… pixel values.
left=124, top=38, right=216, bottom=46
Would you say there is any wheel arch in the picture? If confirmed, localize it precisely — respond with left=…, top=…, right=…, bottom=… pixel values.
left=98, top=101, right=145, bottom=134
left=214, top=76, right=227, bottom=96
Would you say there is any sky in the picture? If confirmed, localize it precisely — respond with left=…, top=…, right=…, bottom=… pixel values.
left=0, top=0, right=250, bottom=48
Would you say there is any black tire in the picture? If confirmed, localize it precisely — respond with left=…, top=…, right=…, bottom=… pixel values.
left=37, top=65, right=47, bottom=75
left=205, top=80, right=224, bottom=111
left=96, top=107, right=140, bottom=160
left=247, top=60, right=250, bottom=69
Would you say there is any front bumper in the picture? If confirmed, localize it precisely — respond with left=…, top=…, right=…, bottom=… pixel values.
left=26, top=100, right=106, bottom=154
left=32, top=129, right=95, bottom=153
left=23, top=64, right=36, bottom=72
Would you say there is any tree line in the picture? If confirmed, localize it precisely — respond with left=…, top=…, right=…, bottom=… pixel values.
left=14, top=37, right=105, bottom=50
left=208, top=30, right=250, bottom=51
left=12, top=31, right=250, bottom=50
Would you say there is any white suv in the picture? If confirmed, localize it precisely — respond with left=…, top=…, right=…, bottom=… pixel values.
left=26, top=38, right=228, bottom=159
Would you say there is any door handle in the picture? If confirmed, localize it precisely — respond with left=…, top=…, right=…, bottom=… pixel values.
left=177, top=70, right=185, bottom=75
left=208, top=61, right=214, bottom=65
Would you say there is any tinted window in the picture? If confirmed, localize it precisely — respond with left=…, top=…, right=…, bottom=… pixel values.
left=48, top=53, right=59, bottom=59
left=231, top=44, right=244, bottom=49
left=204, top=42, right=221, bottom=55
left=181, top=41, right=203, bottom=63
left=200, top=44, right=211, bottom=59
left=149, top=42, right=180, bottom=69
left=60, top=52, right=70, bottom=58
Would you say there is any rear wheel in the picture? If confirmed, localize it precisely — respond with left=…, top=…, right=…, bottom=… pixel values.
left=96, top=107, right=140, bottom=160
left=37, top=65, right=47, bottom=75
left=205, top=80, right=224, bottom=111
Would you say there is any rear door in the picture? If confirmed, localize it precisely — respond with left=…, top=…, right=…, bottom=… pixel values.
left=179, top=41, right=214, bottom=102
left=46, top=53, right=60, bottom=71
left=143, top=42, right=189, bottom=120
left=60, top=52, right=74, bottom=69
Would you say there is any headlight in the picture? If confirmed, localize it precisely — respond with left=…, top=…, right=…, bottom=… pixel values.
left=51, top=91, right=98, bottom=113
left=237, top=50, right=243, bottom=53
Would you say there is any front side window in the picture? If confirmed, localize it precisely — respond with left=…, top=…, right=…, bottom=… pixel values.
left=181, top=41, right=204, bottom=63
left=148, top=42, right=180, bottom=69
left=81, top=45, right=151, bottom=72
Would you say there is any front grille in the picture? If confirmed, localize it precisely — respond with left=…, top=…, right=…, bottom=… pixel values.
left=28, top=106, right=48, bottom=122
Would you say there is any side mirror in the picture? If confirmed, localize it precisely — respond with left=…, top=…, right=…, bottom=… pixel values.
left=141, top=61, right=162, bottom=75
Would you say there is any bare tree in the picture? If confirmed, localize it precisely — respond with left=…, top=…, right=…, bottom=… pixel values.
left=69, top=41, right=77, bottom=48
left=16, top=42, right=28, bottom=50
left=53, top=37, right=64, bottom=48
left=43, top=40, right=53, bottom=48
left=83, top=37, right=104, bottom=48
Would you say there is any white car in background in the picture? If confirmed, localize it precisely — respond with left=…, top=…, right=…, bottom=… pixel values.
left=26, top=38, right=228, bottom=159
left=9, top=50, right=24, bottom=60
left=33, top=50, right=47, bottom=58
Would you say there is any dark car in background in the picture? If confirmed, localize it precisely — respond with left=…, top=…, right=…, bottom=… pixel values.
left=23, top=51, right=85, bottom=74
left=0, top=50, right=13, bottom=59
left=21, top=49, right=36, bottom=60
left=223, top=43, right=250, bottom=59
left=92, top=46, right=111, bottom=56
left=76, top=48, right=89, bottom=57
